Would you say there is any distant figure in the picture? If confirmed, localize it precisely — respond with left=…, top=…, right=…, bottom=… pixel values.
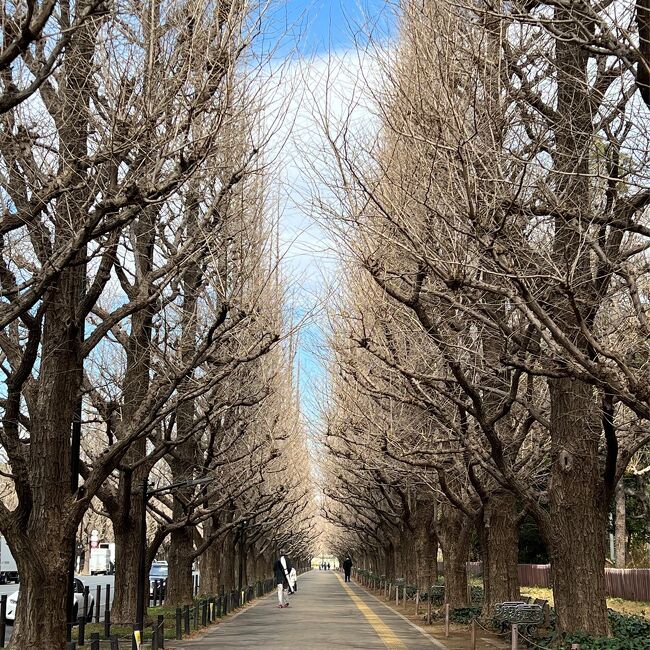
left=343, top=556, right=353, bottom=582
left=274, top=551, right=293, bottom=608
left=290, top=566, right=298, bottom=592
left=327, top=562, right=331, bottom=571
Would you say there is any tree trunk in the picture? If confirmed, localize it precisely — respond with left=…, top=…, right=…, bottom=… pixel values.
left=220, top=530, right=236, bottom=590
left=10, top=556, right=69, bottom=650
left=479, top=491, right=520, bottom=616
left=414, top=499, right=438, bottom=591
left=437, top=505, right=471, bottom=608
left=546, top=378, right=609, bottom=636
left=200, top=537, right=222, bottom=595
left=166, top=528, right=195, bottom=605
left=615, top=480, right=626, bottom=568
left=111, top=502, right=145, bottom=625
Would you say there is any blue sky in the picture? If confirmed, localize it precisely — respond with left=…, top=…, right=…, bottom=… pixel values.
left=267, top=0, right=395, bottom=55
left=268, top=1, right=396, bottom=424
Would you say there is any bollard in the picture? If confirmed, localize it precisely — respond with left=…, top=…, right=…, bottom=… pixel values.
left=90, top=633, right=100, bottom=650
left=403, top=586, right=407, bottom=609
left=471, top=620, right=477, bottom=650
left=78, top=616, right=86, bottom=646
left=152, top=622, right=158, bottom=650
left=415, top=590, right=419, bottom=616
left=158, top=615, right=165, bottom=648
left=0, top=594, right=6, bottom=648
left=95, top=586, right=101, bottom=623
left=175, top=607, right=182, bottom=639
left=184, top=604, right=191, bottom=634
left=395, top=585, right=399, bottom=607
left=444, top=604, right=450, bottom=638
left=194, top=600, right=200, bottom=629
left=104, top=585, right=111, bottom=639
left=202, top=599, right=208, bottom=626
left=427, top=589, right=432, bottom=626
left=110, top=635, right=119, bottom=650
left=512, top=623, right=519, bottom=650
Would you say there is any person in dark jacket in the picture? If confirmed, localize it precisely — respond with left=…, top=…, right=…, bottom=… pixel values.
left=274, top=552, right=293, bottom=608
left=343, top=556, right=353, bottom=582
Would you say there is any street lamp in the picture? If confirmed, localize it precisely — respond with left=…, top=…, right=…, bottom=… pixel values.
left=134, top=476, right=213, bottom=648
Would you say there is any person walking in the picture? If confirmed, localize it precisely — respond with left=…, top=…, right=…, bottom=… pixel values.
left=274, top=551, right=293, bottom=608
left=327, top=562, right=331, bottom=571
left=343, top=556, right=353, bottom=582
left=289, top=566, right=298, bottom=592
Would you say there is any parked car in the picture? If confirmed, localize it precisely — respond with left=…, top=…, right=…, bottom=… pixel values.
left=149, top=561, right=168, bottom=599
left=0, top=537, right=19, bottom=584
left=5, top=578, right=94, bottom=624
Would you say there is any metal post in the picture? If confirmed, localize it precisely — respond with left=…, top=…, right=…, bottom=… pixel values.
left=175, top=607, right=182, bottom=639
left=202, top=599, right=208, bottom=626
left=135, top=478, right=148, bottom=649
left=396, top=584, right=399, bottom=607
left=0, top=594, right=6, bottom=648
left=78, top=616, right=86, bottom=646
left=512, top=624, right=519, bottom=650
left=444, top=603, right=450, bottom=638
left=104, top=584, right=111, bottom=638
left=110, top=635, right=119, bottom=650
left=427, top=588, right=432, bottom=625
left=90, top=633, right=100, bottom=650
left=158, top=615, right=165, bottom=648
left=95, top=585, right=101, bottom=623
left=194, top=600, right=199, bottom=629
left=415, top=590, right=419, bottom=616
left=471, top=620, right=477, bottom=650
left=184, top=604, right=190, bottom=634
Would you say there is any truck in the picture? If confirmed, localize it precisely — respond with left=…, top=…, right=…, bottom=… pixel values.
left=0, top=536, right=19, bottom=584
left=89, top=543, right=115, bottom=575
left=89, top=542, right=115, bottom=576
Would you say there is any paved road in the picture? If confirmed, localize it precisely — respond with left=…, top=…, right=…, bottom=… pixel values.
left=175, top=570, right=445, bottom=649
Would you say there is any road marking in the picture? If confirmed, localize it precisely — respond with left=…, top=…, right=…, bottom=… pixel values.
left=360, top=585, right=448, bottom=649
left=336, top=573, right=406, bottom=649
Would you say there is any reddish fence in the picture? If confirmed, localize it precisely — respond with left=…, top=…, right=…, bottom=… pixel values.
left=437, top=562, right=650, bottom=601
left=517, top=564, right=650, bottom=602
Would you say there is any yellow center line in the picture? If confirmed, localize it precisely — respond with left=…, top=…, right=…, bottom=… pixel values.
left=336, top=573, right=406, bottom=649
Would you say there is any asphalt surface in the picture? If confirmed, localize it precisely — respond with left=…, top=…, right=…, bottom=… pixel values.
left=174, top=570, right=445, bottom=649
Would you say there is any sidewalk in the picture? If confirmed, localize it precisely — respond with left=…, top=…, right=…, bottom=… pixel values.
left=170, top=570, right=444, bottom=649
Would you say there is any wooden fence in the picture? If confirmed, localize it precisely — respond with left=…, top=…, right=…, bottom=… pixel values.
left=435, top=562, right=650, bottom=601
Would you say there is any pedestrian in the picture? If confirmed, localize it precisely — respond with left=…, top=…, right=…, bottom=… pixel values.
left=343, top=556, right=353, bottom=582
left=327, top=562, right=331, bottom=571
left=290, top=566, right=298, bottom=592
left=274, top=551, right=293, bottom=608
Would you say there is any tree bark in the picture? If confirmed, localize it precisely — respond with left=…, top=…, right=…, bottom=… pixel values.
left=479, top=491, right=520, bottom=616
left=220, top=530, right=236, bottom=590
left=413, top=498, right=438, bottom=590
left=546, top=378, right=609, bottom=636
left=437, top=505, right=471, bottom=608
left=166, top=528, right=195, bottom=605
left=111, top=495, right=146, bottom=625
left=11, top=553, right=69, bottom=649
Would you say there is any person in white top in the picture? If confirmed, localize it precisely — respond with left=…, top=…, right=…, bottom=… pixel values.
left=289, top=566, right=298, bottom=593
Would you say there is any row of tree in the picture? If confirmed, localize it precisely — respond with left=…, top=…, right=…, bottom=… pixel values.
left=318, top=0, right=650, bottom=639
left=0, top=1, right=314, bottom=647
